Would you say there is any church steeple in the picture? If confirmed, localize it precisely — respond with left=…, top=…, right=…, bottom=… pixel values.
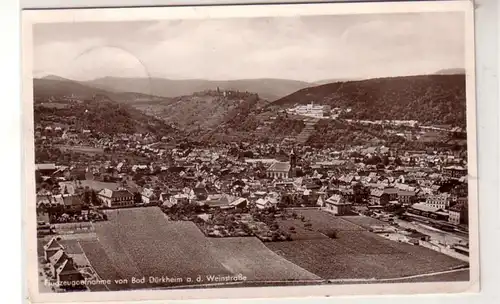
left=290, top=148, right=297, bottom=169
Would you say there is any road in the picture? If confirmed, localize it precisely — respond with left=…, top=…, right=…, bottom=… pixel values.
left=395, top=218, right=468, bottom=246
left=326, top=267, right=469, bottom=283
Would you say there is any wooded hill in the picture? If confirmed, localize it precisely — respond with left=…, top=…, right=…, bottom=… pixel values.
left=270, top=74, right=467, bottom=127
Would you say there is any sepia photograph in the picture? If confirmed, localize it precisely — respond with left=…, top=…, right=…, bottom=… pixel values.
left=22, top=1, right=479, bottom=302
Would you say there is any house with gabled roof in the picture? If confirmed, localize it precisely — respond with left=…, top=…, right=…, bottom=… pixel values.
left=43, top=237, right=63, bottom=261
left=370, top=189, right=389, bottom=205
left=98, top=188, right=134, bottom=208
left=52, top=194, right=83, bottom=213
left=48, top=249, right=70, bottom=277
left=322, top=194, right=352, bottom=215
left=141, top=187, right=160, bottom=205
left=255, top=197, right=278, bottom=210
left=383, top=187, right=399, bottom=201
left=190, top=187, right=209, bottom=201
left=56, top=256, right=83, bottom=286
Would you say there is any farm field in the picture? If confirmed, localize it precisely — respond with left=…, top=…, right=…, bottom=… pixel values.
left=81, top=207, right=321, bottom=290
left=267, top=209, right=468, bottom=280
left=341, top=215, right=389, bottom=229
left=276, top=218, right=328, bottom=240
left=208, top=237, right=320, bottom=281
left=266, top=236, right=465, bottom=279
left=292, top=209, right=365, bottom=232
left=90, top=208, right=230, bottom=288
left=79, top=240, right=129, bottom=291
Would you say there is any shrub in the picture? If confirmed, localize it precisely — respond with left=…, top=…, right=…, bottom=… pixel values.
left=326, top=230, right=338, bottom=239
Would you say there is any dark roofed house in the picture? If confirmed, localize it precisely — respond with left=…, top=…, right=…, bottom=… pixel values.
left=449, top=202, right=468, bottom=226
left=443, top=165, right=467, bottom=178
left=398, top=190, right=417, bottom=205
left=383, top=187, right=399, bottom=201
left=48, top=249, right=70, bottom=277
left=62, top=195, right=83, bottom=212
left=370, top=189, right=389, bottom=206
left=56, top=257, right=84, bottom=287
left=190, top=187, right=209, bottom=201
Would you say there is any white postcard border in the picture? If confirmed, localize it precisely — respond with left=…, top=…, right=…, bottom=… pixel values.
left=22, top=1, right=479, bottom=303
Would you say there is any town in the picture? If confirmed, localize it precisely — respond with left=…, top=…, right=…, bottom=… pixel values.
left=34, top=100, right=470, bottom=292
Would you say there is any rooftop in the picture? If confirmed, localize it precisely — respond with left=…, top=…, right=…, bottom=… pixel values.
left=410, top=203, right=443, bottom=213
left=99, top=188, right=134, bottom=199
left=36, top=163, right=56, bottom=171
left=267, top=162, right=291, bottom=173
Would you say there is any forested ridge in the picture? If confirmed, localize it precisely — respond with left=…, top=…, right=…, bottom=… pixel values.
left=271, top=74, right=467, bottom=127
left=34, top=100, right=180, bottom=137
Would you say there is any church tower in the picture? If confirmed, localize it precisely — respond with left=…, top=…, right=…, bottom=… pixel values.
left=290, top=148, right=297, bottom=169
left=289, top=148, right=297, bottom=178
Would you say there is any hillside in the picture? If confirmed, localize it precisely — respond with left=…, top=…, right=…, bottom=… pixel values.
left=86, top=77, right=311, bottom=101
left=270, top=74, right=467, bottom=127
left=435, top=68, right=466, bottom=75
left=33, top=76, right=169, bottom=103
left=34, top=98, right=182, bottom=138
left=133, top=89, right=269, bottom=133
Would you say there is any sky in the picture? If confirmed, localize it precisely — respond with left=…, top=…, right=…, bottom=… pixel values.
left=33, top=12, right=465, bottom=82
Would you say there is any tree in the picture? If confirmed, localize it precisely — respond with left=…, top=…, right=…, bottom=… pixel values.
left=82, top=190, right=91, bottom=206
left=134, top=192, right=143, bottom=205
left=90, top=190, right=101, bottom=206
left=353, top=182, right=367, bottom=204
left=326, top=230, right=338, bottom=239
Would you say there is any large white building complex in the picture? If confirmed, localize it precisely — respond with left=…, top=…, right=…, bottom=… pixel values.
left=287, top=103, right=331, bottom=118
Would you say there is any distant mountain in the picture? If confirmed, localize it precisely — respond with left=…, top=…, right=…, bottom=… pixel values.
left=435, top=68, right=466, bottom=75
left=33, top=76, right=169, bottom=103
left=85, top=77, right=312, bottom=101
left=270, top=74, right=467, bottom=127
left=41, top=75, right=73, bottom=81
left=34, top=77, right=107, bottom=99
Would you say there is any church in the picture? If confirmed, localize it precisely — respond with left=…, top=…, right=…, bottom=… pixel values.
left=266, top=148, right=298, bottom=179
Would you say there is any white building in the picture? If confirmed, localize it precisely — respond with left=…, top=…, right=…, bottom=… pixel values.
left=319, top=194, right=352, bottom=215
left=98, top=188, right=134, bottom=208
left=266, top=162, right=291, bottom=179
left=287, top=103, right=329, bottom=118
left=425, top=193, right=451, bottom=210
